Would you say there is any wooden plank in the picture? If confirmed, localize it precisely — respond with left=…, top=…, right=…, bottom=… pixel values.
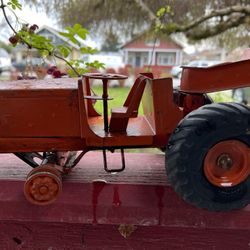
left=0, top=152, right=250, bottom=249
left=0, top=77, right=78, bottom=90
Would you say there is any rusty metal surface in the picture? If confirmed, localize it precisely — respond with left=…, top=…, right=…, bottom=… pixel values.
left=83, top=73, right=128, bottom=133
left=83, top=73, right=128, bottom=80
left=180, top=59, right=250, bottom=93
left=24, top=164, right=62, bottom=205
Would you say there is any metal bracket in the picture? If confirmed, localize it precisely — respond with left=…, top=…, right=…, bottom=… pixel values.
left=103, top=148, right=125, bottom=173
left=14, top=152, right=44, bottom=168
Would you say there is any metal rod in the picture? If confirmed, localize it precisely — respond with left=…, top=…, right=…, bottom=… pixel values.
left=102, top=79, right=109, bottom=133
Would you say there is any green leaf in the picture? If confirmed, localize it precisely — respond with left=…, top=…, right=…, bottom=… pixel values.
left=7, top=0, right=22, bottom=10
left=57, top=45, right=71, bottom=57
left=80, top=46, right=98, bottom=54
left=156, top=5, right=172, bottom=18
left=39, top=50, right=50, bottom=57
left=59, top=31, right=81, bottom=46
left=29, top=33, right=54, bottom=52
left=86, top=60, right=105, bottom=70
left=69, top=36, right=81, bottom=46
left=60, top=24, right=89, bottom=43
left=157, top=7, right=166, bottom=17
left=73, top=23, right=82, bottom=31
left=59, top=32, right=71, bottom=38
left=68, top=67, right=89, bottom=77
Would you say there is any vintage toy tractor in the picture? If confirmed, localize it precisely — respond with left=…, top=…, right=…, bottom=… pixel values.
left=0, top=59, right=249, bottom=211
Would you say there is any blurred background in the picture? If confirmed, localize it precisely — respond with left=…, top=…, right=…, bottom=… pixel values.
left=0, top=0, right=249, bottom=103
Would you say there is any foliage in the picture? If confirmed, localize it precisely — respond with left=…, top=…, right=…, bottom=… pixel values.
left=208, top=91, right=234, bottom=103
left=1, top=0, right=105, bottom=77
left=7, top=0, right=21, bottom=10
left=24, top=0, right=250, bottom=49
left=101, top=29, right=121, bottom=52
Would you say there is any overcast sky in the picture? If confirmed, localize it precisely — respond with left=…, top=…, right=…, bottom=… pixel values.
left=0, top=4, right=57, bottom=40
left=15, top=6, right=56, bottom=28
left=1, top=5, right=98, bottom=47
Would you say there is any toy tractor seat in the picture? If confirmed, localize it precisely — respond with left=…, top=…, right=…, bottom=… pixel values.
left=109, top=73, right=153, bottom=132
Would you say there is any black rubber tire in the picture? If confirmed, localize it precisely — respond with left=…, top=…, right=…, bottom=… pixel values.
left=166, top=102, right=250, bottom=211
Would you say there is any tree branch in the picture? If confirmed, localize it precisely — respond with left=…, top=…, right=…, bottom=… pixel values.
left=0, top=1, right=17, bottom=35
left=133, top=0, right=158, bottom=22
left=161, top=5, right=250, bottom=39
left=186, top=13, right=250, bottom=40
left=130, top=2, right=250, bottom=40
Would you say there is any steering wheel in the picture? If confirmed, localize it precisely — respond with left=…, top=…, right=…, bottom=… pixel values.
left=83, top=73, right=127, bottom=80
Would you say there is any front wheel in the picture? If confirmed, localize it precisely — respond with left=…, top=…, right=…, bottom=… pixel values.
left=166, top=102, right=250, bottom=211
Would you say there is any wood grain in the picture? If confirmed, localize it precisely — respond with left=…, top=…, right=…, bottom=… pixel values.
left=0, top=152, right=249, bottom=249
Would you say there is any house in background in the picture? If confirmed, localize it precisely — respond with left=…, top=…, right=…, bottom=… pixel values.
left=12, top=25, right=87, bottom=63
left=0, top=48, right=11, bottom=73
left=122, top=34, right=183, bottom=77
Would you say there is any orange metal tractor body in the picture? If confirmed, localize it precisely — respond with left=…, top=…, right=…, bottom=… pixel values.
left=1, top=59, right=250, bottom=210
left=0, top=75, right=181, bottom=152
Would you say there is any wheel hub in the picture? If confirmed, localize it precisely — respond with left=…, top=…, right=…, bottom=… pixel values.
left=204, top=140, right=250, bottom=187
left=217, top=154, right=233, bottom=170
left=24, top=164, right=62, bottom=205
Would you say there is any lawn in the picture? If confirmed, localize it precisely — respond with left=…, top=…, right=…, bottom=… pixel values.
left=92, top=86, right=131, bottom=115
left=91, top=86, right=235, bottom=116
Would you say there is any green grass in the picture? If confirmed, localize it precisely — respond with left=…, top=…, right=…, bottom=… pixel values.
left=92, top=85, right=146, bottom=115
left=208, top=90, right=234, bottom=102
left=92, top=86, right=137, bottom=115
left=92, top=86, right=234, bottom=117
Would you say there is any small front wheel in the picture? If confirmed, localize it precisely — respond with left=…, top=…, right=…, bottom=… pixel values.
left=24, top=164, right=62, bottom=205
left=166, top=102, right=250, bottom=211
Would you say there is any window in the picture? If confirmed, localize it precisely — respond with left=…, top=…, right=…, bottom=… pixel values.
left=142, top=54, right=149, bottom=65
left=157, top=52, right=176, bottom=66
left=127, top=52, right=149, bottom=67
left=127, top=53, right=134, bottom=65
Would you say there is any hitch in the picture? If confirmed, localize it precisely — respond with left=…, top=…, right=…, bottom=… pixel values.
left=103, top=149, right=126, bottom=173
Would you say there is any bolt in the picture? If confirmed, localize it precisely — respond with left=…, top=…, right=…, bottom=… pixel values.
left=39, top=186, right=49, bottom=195
left=217, top=154, right=233, bottom=170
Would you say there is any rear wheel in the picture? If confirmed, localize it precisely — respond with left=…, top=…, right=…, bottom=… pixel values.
left=166, top=102, right=250, bottom=211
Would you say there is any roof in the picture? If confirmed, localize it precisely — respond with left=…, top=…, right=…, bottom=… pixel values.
left=36, top=25, right=88, bottom=50
left=122, top=33, right=183, bottom=50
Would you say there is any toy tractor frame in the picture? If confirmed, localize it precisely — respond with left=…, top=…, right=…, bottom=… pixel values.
left=0, top=59, right=249, bottom=211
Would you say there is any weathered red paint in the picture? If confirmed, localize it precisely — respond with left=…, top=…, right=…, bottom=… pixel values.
left=0, top=153, right=250, bottom=249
